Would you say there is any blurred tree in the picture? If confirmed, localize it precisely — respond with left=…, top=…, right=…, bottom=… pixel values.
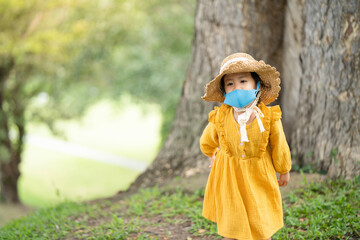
left=66, top=0, right=195, bottom=140
left=0, top=0, right=98, bottom=202
left=0, top=0, right=195, bottom=202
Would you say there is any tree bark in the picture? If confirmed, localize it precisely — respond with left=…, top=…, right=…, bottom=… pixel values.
left=0, top=58, right=21, bottom=202
left=281, top=0, right=305, bottom=141
left=288, top=0, right=360, bottom=178
left=0, top=155, right=21, bottom=203
left=129, top=0, right=286, bottom=190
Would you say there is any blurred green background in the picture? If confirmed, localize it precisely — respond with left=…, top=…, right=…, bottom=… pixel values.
left=0, top=0, right=196, bottom=208
left=20, top=99, right=161, bottom=207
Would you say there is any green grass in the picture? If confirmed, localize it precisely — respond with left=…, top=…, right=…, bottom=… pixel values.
left=274, top=176, right=360, bottom=239
left=19, top=100, right=162, bottom=207
left=19, top=145, right=139, bottom=207
left=0, top=188, right=218, bottom=239
left=122, top=187, right=219, bottom=237
left=0, top=201, right=100, bottom=239
left=1, top=176, right=359, bottom=239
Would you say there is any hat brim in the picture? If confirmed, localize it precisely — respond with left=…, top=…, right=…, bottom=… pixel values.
left=201, top=60, right=280, bottom=106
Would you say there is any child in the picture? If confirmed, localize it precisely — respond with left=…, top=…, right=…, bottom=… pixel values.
left=200, top=53, right=291, bottom=240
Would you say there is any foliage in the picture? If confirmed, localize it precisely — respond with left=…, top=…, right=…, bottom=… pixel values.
left=1, top=176, right=359, bottom=239
left=33, top=0, right=195, bottom=139
left=0, top=0, right=94, bottom=164
left=67, top=0, right=196, bottom=140
left=0, top=0, right=195, bottom=150
left=0, top=0, right=195, bottom=201
left=0, top=0, right=195, bottom=136
left=1, top=0, right=195, bottom=150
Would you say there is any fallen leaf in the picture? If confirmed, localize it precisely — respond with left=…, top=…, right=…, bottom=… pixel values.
left=198, top=229, right=206, bottom=233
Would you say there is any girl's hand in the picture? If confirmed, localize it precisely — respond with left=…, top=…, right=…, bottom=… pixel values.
left=208, top=155, right=215, bottom=168
left=278, top=172, right=290, bottom=187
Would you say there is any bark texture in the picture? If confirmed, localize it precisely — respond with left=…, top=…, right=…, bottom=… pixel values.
left=281, top=0, right=305, bottom=141
left=290, top=0, right=360, bottom=178
left=129, top=0, right=286, bottom=190
left=0, top=58, right=21, bottom=202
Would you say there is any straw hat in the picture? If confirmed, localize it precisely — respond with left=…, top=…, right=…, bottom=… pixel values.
left=201, top=53, right=281, bottom=106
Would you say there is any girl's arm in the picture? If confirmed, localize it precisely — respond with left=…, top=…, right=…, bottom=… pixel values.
left=200, top=123, right=219, bottom=158
left=269, top=118, right=292, bottom=176
left=278, top=172, right=290, bottom=186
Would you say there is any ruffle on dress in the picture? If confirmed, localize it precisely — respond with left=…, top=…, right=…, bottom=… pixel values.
left=208, top=106, right=219, bottom=124
left=207, top=102, right=282, bottom=160
left=271, top=105, right=282, bottom=122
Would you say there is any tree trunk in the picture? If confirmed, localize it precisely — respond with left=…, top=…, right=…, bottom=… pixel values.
left=1, top=155, right=21, bottom=203
left=288, top=0, right=360, bottom=178
left=281, top=0, right=305, bottom=142
left=129, top=0, right=286, bottom=190
left=0, top=58, right=21, bottom=202
left=1, top=99, right=25, bottom=203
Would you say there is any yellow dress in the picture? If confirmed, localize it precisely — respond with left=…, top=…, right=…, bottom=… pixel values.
left=200, top=102, right=291, bottom=240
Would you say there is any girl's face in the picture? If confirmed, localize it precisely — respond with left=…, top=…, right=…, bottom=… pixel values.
left=223, top=72, right=256, bottom=94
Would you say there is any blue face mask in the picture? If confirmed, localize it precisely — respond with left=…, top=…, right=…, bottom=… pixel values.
left=224, top=81, right=260, bottom=108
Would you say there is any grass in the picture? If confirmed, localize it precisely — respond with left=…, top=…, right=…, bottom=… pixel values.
left=19, top=100, right=162, bottom=207
left=1, top=176, right=359, bottom=239
left=0, top=188, right=218, bottom=239
left=19, top=145, right=139, bottom=207
left=274, top=176, right=360, bottom=240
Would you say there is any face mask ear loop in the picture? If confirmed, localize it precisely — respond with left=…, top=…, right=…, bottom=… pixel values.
left=255, top=81, right=260, bottom=96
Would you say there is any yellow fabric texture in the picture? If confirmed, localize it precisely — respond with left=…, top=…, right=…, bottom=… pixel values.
left=200, top=102, right=291, bottom=240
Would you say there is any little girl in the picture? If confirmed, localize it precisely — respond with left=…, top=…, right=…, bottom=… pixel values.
left=200, top=53, right=291, bottom=240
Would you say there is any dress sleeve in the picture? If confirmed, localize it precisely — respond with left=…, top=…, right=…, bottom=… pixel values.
left=269, top=106, right=292, bottom=174
left=200, top=122, right=219, bottom=157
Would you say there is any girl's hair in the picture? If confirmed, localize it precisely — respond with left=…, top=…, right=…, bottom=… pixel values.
left=220, top=72, right=261, bottom=95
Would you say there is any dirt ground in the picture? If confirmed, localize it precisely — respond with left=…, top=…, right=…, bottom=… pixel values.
left=0, top=203, right=34, bottom=228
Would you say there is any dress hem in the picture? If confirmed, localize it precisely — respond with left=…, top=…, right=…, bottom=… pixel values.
left=217, top=223, right=284, bottom=240
left=202, top=213, right=216, bottom=223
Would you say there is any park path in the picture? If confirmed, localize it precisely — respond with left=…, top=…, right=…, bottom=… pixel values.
left=24, top=134, right=148, bottom=172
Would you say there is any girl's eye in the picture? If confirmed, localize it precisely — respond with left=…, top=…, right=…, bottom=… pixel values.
left=240, top=80, right=247, bottom=83
left=226, top=82, right=233, bottom=86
